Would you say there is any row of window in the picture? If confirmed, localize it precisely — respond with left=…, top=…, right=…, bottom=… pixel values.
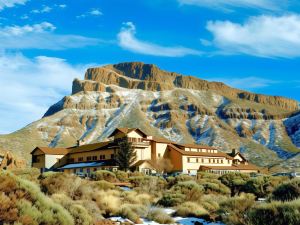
left=73, top=167, right=118, bottom=174
left=186, top=148, right=217, bottom=153
left=187, top=157, right=230, bottom=164
left=69, top=154, right=114, bottom=163
left=128, top=137, right=144, bottom=143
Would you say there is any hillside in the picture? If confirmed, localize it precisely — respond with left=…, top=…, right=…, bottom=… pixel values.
left=0, top=62, right=299, bottom=171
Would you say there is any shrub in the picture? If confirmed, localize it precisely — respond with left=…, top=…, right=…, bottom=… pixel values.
left=52, top=194, right=93, bottom=225
left=271, top=179, right=300, bottom=202
left=218, top=193, right=256, bottom=225
left=172, top=180, right=204, bottom=201
left=122, top=191, right=152, bottom=206
left=248, top=199, right=300, bottom=225
left=197, top=178, right=230, bottom=195
left=94, top=180, right=116, bottom=190
left=147, top=208, right=174, bottom=224
left=40, top=172, right=81, bottom=198
left=92, top=170, right=117, bottom=182
left=93, top=190, right=121, bottom=215
left=114, top=170, right=129, bottom=182
left=197, top=172, right=219, bottom=179
left=129, top=176, right=167, bottom=196
left=244, top=176, right=288, bottom=198
left=219, top=172, right=250, bottom=196
left=176, top=202, right=209, bottom=218
left=118, top=204, right=147, bottom=223
left=157, top=192, right=185, bottom=207
left=0, top=171, right=74, bottom=225
left=11, top=168, right=40, bottom=183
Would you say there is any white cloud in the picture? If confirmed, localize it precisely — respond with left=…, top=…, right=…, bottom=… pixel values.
left=0, top=52, right=93, bottom=134
left=206, top=14, right=300, bottom=58
left=58, top=4, right=66, bottom=8
left=206, top=76, right=277, bottom=90
left=0, top=22, right=102, bottom=50
left=0, top=0, right=27, bottom=11
left=77, top=8, right=103, bottom=18
left=178, top=0, right=281, bottom=11
left=31, top=6, right=52, bottom=14
left=117, top=22, right=201, bottom=57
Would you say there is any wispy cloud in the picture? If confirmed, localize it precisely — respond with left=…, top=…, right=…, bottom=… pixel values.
left=205, top=76, right=278, bottom=90
left=0, top=0, right=27, bottom=11
left=31, top=5, right=52, bottom=14
left=0, top=22, right=102, bottom=50
left=205, top=14, right=300, bottom=58
left=77, top=8, right=103, bottom=18
left=178, top=0, right=282, bottom=11
left=117, top=22, right=201, bottom=57
left=0, top=52, right=93, bottom=134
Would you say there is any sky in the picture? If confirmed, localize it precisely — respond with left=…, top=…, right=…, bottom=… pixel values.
left=0, top=0, right=300, bottom=134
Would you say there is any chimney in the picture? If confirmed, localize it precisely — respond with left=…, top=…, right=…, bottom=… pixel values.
left=232, top=149, right=236, bottom=155
left=77, top=139, right=84, bottom=146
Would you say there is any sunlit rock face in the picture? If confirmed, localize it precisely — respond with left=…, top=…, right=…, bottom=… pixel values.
left=0, top=62, right=299, bottom=171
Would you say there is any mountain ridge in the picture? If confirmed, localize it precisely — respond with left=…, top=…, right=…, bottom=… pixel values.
left=0, top=62, right=299, bottom=171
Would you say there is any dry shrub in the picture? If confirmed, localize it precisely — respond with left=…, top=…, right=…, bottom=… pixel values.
left=40, top=172, right=82, bottom=198
left=197, top=172, right=219, bottom=179
left=114, top=170, right=129, bottom=182
left=130, top=176, right=167, bottom=196
left=197, top=178, right=231, bottom=195
left=118, top=203, right=147, bottom=223
left=147, top=208, right=174, bottom=224
left=52, top=193, right=93, bottom=225
left=93, top=190, right=121, bottom=215
left=93, top=170, right=117, bottom=182
left=248, top=199, right=300, bottom=225
left=0, top=171, right=74, bottom=225
left=157, top=192, right=185, bottom=207
left=122, top=191, right=152, bottom=206
left=218, top=193, right=256, bottom=225
left=176, top=201, right=209, bottom=218
left=11, top=168, right=40, bottom=183
left=172, top=180, right=204, bottom=201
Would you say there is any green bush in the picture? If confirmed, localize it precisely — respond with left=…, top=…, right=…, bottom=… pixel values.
left=92, top=170, right=117, bottom=182
left=219, top=172, right=250, bottom=196
left=197, top=172, right=219, bottom=179
left=176, top=202, right=209, bottom=218
left=147, top=208, right=174, bottom=224
left=94, top=180, right=116, bottom=190
left=271, top=179, right=300, bottom=202
left=197, top=178, right=230, bottom=195
left=157, top=192, right=185, bottom=207
left=11, top=168, right=40, bottom=183
left=248, top=199, right=300, bottom=225
left=218, top=193, right=256, bottom=225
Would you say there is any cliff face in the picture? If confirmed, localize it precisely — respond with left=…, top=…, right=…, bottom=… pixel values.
left=74, top=62, right=298, bottom=112
left=0, top=62, right=299, bottom=171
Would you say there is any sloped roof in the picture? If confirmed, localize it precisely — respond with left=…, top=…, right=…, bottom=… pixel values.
left=168, top=144, right=233, bottom=159
left=31, top=147, right=69, bottom=155
left=67, top=141, right=113, bottom=154
left=59, top=160, right=116, bottom=169
left=108, top=128, right=148, bottom=138
left=132, top=159, right=156, bottom=168
left=177, top=143, right=217, bottom=150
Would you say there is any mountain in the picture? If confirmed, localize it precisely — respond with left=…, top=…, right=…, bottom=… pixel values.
left=0, top=62, right=299, bottom=171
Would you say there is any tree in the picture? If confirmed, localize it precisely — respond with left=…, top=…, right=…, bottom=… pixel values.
left=115, top=137, right=136, bottom=171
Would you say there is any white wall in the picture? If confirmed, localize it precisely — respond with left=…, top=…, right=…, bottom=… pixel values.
left=45, top=154, right=65, bottom=169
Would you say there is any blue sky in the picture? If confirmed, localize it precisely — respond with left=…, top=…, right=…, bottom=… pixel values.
left=0, top=0, right=300, bottom=134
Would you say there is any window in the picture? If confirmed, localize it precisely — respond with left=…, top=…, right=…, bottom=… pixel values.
left=196, top=158, right=199, bottom=163
left=187, top=158, right=191, bottom=163
left=158, top=153, right=161, bottom=158
left=93, top=168, right=97, bottom=171
left=111, top=154, right=114, bottom=159
left=80, top=168, right=83, bottom=172
left=201, top=158, right=204, bottom=163
left=32, top=155, right=39, bottom=163
left=73, top=169, right=76, bottom=173
left=100, top=155, right=106, bottom=160
left=87, top=156, right=92, bottom=161
left=221, top=160, right=223, bottom=164
left=78, top=157, right=83, bottom=162
left=209, top=159, right=211, bottom=163
left=92, top=156, right=97, bottom=161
